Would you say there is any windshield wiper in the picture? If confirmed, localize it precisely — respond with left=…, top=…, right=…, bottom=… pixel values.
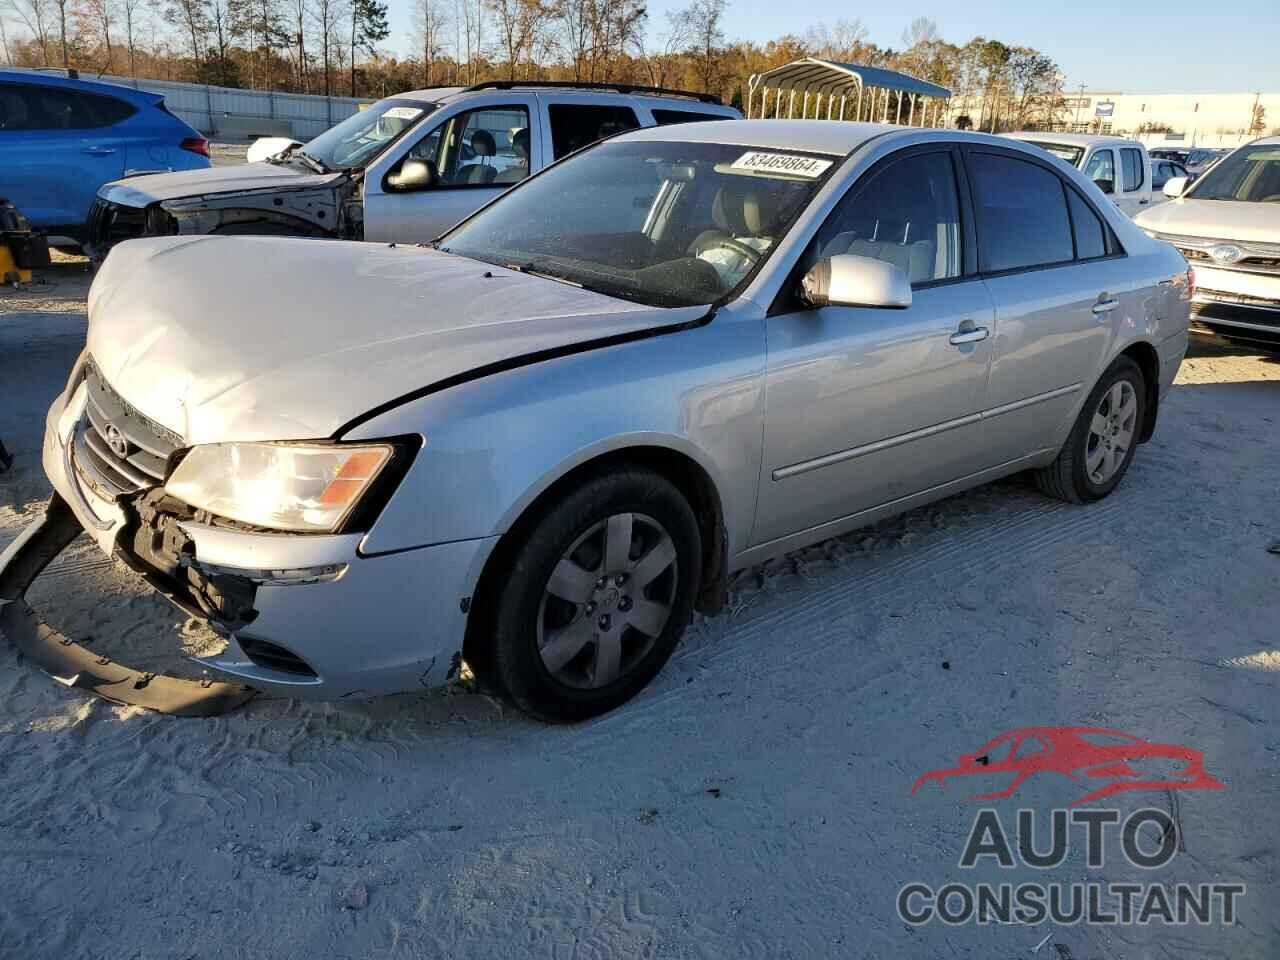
left=502, top=261, right=584, bottom=288
left=296, top=150, right=329, bottom=174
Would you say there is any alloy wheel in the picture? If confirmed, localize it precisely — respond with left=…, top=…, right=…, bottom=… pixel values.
left=1085, top=380, right=1138, bottom=485
left=536, top=512, right=678, bottom=690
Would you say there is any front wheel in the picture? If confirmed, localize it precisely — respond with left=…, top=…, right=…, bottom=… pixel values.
left=1035, top=356, right=1145, bottom=503
left=483, top=467, right=701, bottom=723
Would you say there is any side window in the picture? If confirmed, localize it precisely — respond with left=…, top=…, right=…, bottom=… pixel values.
left=1120, top=148, right=1144, bottom=192
left=411, top=106, right=530, bottom=187
left=79, top=91, right=137, bottom=127
left=1172, top=163, right=1188, bottom=179
left=548, top=104, right=640, bottom=159
left=27, top=86, right=100, bottom=129
left=0, top=84, right=34, bottom=130
left=970, top=152, right=1074, bottom=272
left=1012, top=736, right=1047, bottom=761
left=650, top=109, right=730, bottom=126
left=1083, top=148, right=1115, bottom=193
left=1067, top=188, right=1107, bottom=260
left=1151, top=161, right=1169, bottom=189
left=807, top=151, right=962, bottom=286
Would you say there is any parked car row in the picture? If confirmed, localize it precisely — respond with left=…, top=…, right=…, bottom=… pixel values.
left=2, top=115, right=1193, bottom=721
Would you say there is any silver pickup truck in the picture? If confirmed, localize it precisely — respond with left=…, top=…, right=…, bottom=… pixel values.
left=84, top=81, right=739, bottom=259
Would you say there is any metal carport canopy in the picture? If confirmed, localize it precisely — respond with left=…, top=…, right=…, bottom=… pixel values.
left=747, top=58, right=951, bottom=124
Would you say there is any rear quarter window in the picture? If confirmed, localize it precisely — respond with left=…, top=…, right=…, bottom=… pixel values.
left=1121, top=148, right=1145, bottom=192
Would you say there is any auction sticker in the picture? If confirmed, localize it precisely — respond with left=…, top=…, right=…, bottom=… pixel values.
left=730, top=151, right=833, bottom=178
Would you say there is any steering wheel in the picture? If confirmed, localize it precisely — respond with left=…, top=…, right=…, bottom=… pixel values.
left=705, top=237, right=764, bottom=264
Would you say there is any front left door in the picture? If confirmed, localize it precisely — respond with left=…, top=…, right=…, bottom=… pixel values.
left=753, top=147, right=998, bottom=548
left=363, top=99, right=535, bottom=242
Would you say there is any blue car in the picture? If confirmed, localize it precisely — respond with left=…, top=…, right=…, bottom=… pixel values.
left=0, top=68, right=210, bottom=246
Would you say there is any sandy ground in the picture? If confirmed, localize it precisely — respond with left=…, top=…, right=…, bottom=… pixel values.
left=2, top=248, right=1280, bottom=957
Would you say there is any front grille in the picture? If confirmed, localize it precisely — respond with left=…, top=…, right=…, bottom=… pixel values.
left=71, top=362, right=181, bottom=501
left=1159, top=231, right=1280, bottom=277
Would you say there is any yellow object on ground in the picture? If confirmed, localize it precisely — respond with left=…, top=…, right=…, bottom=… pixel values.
left=0, top=242, right=33, bottom=285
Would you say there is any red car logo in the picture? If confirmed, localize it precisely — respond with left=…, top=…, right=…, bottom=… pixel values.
left=910, top=726, right=1225, bottom=806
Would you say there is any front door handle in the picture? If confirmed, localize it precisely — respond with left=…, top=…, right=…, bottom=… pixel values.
left=1092, top=298, right=1119, bottom=315
left=83, top=146, right=116, bottom=156
left=949, top=325, right=990, bottom=345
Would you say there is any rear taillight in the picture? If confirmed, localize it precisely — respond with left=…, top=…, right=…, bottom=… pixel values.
left=180, top=136, right=210, bottom=158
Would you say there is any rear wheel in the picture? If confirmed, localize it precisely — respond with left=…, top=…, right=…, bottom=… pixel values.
left=483, top=467, right=701, bottom=723
left=1035, top=356, right=1145, bottom=503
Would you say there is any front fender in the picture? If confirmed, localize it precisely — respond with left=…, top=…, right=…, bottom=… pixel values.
left=343, top=306, right=766, bottom=558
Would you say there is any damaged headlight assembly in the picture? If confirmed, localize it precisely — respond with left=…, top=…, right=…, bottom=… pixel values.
left=164, top=441, right=397, bottom=533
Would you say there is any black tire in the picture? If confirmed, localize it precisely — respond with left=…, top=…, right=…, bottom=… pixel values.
left=482, top=466, right=701, bottom=723
left=1035, top=356, right=1145, bottom=503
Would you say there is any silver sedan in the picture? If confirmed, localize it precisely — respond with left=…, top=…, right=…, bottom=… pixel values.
left=4, top=120, right=1192, bottom=721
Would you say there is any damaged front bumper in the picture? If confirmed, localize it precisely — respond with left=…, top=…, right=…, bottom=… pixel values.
left=0, top=378, right=498, bottom=710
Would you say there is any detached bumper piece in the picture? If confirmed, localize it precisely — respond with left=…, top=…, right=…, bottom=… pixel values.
left=0, top=494, right=255, bottom=717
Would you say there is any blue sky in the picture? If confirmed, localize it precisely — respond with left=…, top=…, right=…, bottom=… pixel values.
left=384, top=0, right=1279, bottom=94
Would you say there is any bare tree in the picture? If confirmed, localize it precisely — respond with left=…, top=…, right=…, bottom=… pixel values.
left=310, top=0, right=343, bottom=96
left=454, top=0, right=483, bottom=84
left=52, top=0, right=67, bottom=63
left=4, top=0, right=54, bottom=64
left=487, top=0, right=541, bottom=80
left=414, top=0, right=447, bottom=85
left=166, top=0, right=209, bottom=77
left=638, top=6, right=690, bottom=89
left=82, top=0, right=117, bottom=72
left=683, top=0, right=723, bottom=93
left=120, top=0, right=141, bottom=74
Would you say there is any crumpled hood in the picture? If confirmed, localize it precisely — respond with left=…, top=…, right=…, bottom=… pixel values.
left=1134, top=198, right=1280, bottom=244
left=86, top=236, right=703, bottom=444
left=99, top=161, right=342, bottom=207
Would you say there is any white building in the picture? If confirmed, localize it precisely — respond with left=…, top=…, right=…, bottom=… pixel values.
left=1062, top=91, right=1279, bottom=147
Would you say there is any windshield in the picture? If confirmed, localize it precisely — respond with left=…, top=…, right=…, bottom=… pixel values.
left=1188, top=146, right=1280, bottom=202
left=1025, top=141, right=1085, bottom=167
left=439, top=140, right=836, bottom=308
left=299, top=99, right=435, bottom=170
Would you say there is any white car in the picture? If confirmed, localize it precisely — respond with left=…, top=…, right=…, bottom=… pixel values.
left=1005, top=133, right=1158, bottom=217
left=1136, top=137, right=1280, bottom=351
left=85, top=81, right=740, bottom=260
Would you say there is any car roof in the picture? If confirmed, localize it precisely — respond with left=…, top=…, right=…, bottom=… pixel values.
left=391, top=85, right=736, bottom=111
left=1006, top=131, right=1140, bottom=148
left=0, top=67, right=158, bottom=103
left=619, top=119, right=895, bottom=155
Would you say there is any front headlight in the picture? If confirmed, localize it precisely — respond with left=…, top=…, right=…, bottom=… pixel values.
left=165, top=442, right=395, bottom=533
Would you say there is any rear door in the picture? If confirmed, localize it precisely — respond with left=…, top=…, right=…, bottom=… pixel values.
left=0, top=80, right=126, bottom=231
left=965, top=146, right=1129, bottom=463
left=1116, top=146, right=1151, bottom=216
left=363, top=95, right=536, bottom=242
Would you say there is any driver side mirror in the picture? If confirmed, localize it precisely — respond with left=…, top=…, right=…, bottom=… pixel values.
left=1162, top=176, right=1188, bottom=199
left=386, top=158, right=437, bottom=192
left=800, top=255, right=912, bottom=310
left=1093, top=178, right=1114, bottom=195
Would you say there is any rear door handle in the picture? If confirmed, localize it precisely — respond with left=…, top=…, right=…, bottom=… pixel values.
left=949, top=325, right=990, bottom=345
left=83, top=146, right=116, bottom=156
left=1092, top=298, right=1119, bottom=315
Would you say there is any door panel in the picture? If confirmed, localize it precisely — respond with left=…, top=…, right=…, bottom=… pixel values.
left=756, top=282, right=997, bottom=547
left=363, top=101, right=534, bottom=243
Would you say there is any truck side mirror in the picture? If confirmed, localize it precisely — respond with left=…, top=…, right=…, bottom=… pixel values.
left=1162, top=176, right=1188, bottom=199
left=387, top=158, right=437, bottom=192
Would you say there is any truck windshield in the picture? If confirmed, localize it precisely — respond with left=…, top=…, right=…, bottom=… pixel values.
left=300, top=99, right=435, bottom=170
left=439, top=140, right=836, bottom=308
left=1188, top=147, right=1280, bottom=203
left=1024, top=141, right=1086, bottom=167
